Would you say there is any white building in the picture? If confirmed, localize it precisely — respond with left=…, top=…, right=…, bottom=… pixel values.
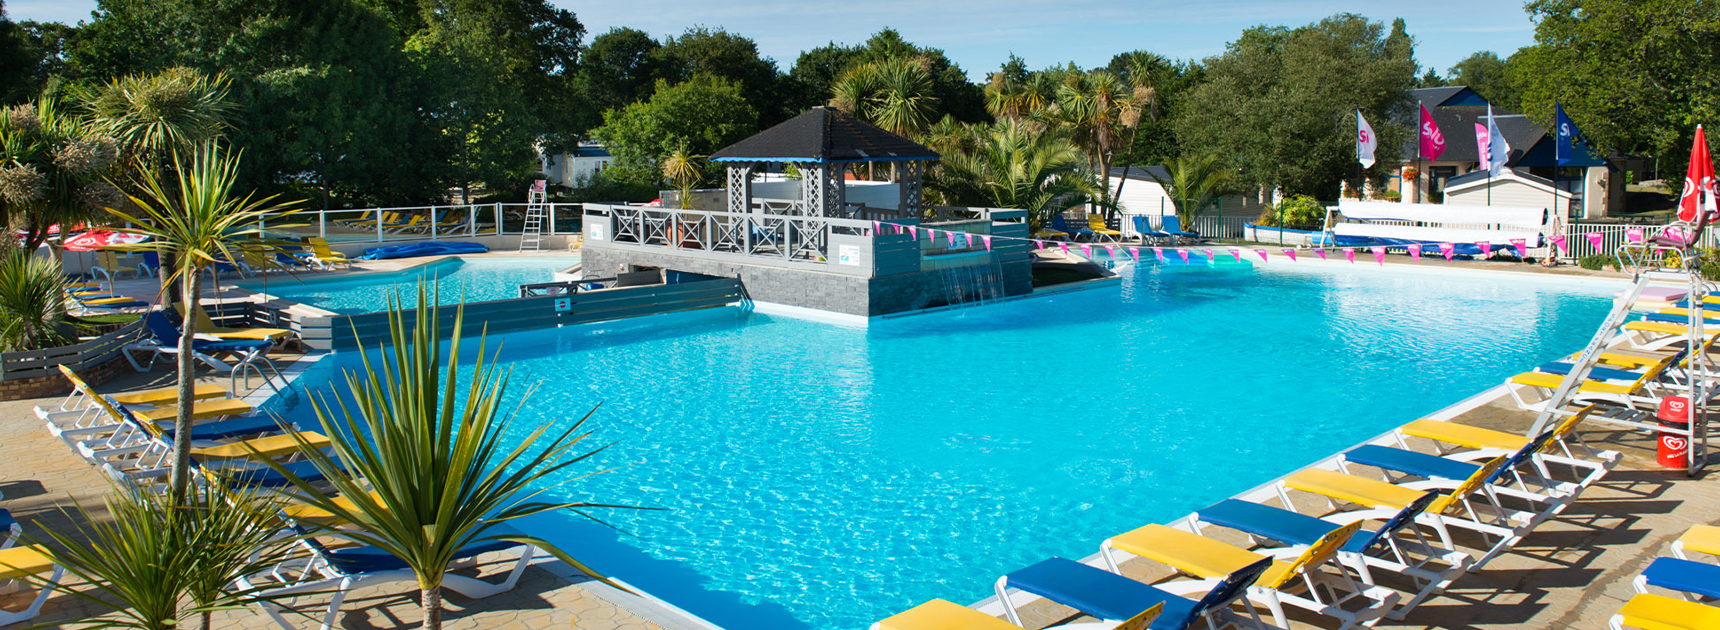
left=539, top=143, right=614, bottom=188
left=1108, top=166, right=1268, bottom=239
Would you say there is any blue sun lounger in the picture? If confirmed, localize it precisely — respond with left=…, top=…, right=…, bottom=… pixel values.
left=1535, top=361, right=1653, bottom=383
left=1132, top=217, right=1171, bottom=244
left=1051, top=215, right=1095, bottom=241
left=1636, top=557, right=1720, bottom=600
left=995, top=556, right=1271, bottom=629
left=1160, top=216, right=1201, bottom=243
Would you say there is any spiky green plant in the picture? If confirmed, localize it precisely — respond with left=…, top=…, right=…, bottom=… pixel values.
left=0, top=243, right=73, bottom=352
left=103, top=144, right=301, bottom=503
left=928, top=119, right=1097, bottom=229
left=23, top=479, right=297, bottom=630
left=264, top=286, right=638, bottom=630
left=661, top=146, right=705, bottom=209
left=1145, top=154, right=1234, bottom=233
left=76, top=67, right=234, bottom=167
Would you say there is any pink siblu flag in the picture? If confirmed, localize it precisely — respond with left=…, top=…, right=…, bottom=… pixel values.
left=1035, top=239, right=1045, bottom=251
left=1315, top=249, right=1328, bottom=261
left=1510, top=238, right=1527, bottom=258
left=1178, top=249, right=1190, bottom=264
left=1343, top=248, right=1356, bottom=263
left=1153, top=247, right=1166, bottom=262
left=1475, top=241, right=1491, bottom=258
left=1254, top=249, right=1269, bottom=262
left=1419, top=103, right=1446, bottom=160
left=981, top=235, right=992, bottom=251
left=1128, top=247, right=1140, bottom=262
left=1408, top=244, right=1422, bottom=263
left=1549, top=234, right=1566, bottom=255
left=1229, top=248, right=1243, bottom=263
left=1282, top=249, right=1297, bottom=262
left=1439, top=242, right=1455, bottom=260
left=1371, top=246, right=1386, bottom=266
left=1585, top=232, right=1603, bottom=252
left=1202, top=249, right=1216, bottom=262
left=1105, top=245, right=1118, bottom=259
left=1625, top=227, right=1644, bottom=243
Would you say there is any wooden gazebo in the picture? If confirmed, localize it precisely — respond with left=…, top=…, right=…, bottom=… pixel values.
left=709, top=107, right=939, bottom=219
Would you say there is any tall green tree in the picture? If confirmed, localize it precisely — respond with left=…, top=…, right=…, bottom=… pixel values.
left=0, top=95, right=121, bottom=250
left=1514, top=0, right=1720, bottom=173
left=654, top=27, right=784, bottom=125
left=791, top=28, right=987, bottom=126
left=1176, top=14, right=1416, bottom=198
left=77, top=67, right=233, bottom=168
left=575, top=27, right=664, bottom=131
left=829, top=56, right=939, bottom=138
left=1144, top=154, right=1234, bottom=231
left=592, top=74, right=758, bottom=184
left=1447, top=51, right=1520, bottom=111
left=929, top=119, right=1095, bottom=229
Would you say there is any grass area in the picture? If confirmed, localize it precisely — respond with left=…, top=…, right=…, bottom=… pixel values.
left=75, top=313, right=141, bottom=325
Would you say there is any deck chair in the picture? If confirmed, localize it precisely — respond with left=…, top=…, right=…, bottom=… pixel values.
left=1611, top=320, right=1720, bottom=352
left=64, top=288, right=148, bottom=311
left=994, top=555, right=1269, bottom=630
left=1133, top=216, right=1171, bottom=245
left=0, top=545, right=65, bottom=627
left=1635, top=557, right=1720, bottom=602
left=305, top=238, right=351, bottom=270
left=1087, top=215, right=1123, bottom=242
left=124, top=311, right=282, bottom=387
left=171, top=303, right=294, bottom=344
left=1608, top=593, right=1720, bottom=630
left=1338, top=429, right=1579, bottom=534
left=239, top=525, right=538, bottom=630
left=1504, top=352, right=1676, bottom=413
left=91, top=250, right=138, bottom=283
left=136, top=252, right=160, bottom=279
left=1161, top=216, right=1201, bottom=244
left=1672, top=524, right=1720, bottom=562
left=1051, top=215, right=1095, bottom=241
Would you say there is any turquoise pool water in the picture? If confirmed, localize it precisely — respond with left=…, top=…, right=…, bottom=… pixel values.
left=244, top=256, right=577, bottom=314
left=271, top=262, right=1617, bottom=629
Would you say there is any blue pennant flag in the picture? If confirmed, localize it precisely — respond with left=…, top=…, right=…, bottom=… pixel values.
left=1555, top=103, right=1583, bottom=166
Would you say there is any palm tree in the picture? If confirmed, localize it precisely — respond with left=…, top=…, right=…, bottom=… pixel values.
left=1110, top=53, right=1165, bottom=203
left=0, top=242, right=74, bottom=351
left=829, top=55, right=940, bottom=179
left=0, top=95, right=122, bottom=251
left=265, top=286, right=637, bottom=630
left=1146, top=154, right=1234, bottom=234
left=104, top=144, right=301, bottom=503
left=77, top=67, right=234, bottom=167
left=1055, top=71, right=1142, bottom=215
left=661, top=145, right=705, bottom=209
left=930, top=119, right=1096, bottom=230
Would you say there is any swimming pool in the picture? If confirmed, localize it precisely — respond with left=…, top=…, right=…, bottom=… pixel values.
left=243, top=256, right=577, bottom=314
left=271, top=262, right=1618, bottom=629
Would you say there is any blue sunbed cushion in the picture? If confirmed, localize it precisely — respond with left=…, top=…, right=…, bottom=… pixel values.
left=161, top=415, right=290, bottom=441
left=1642, top=313, right=1720, bottom=326
left=0, top=508, right=14, bottom=533
left=216, top=458, right=345, bottom=489
left=1196, top=500, right=1336, bottom=547
left=191, top=338, right=272, bottom=353
left=1536, top=361, right=1646, bottom=382
left=1345, top=445, right=1480, bottom=482
left=323, top=525, right=526, bottom=575
left=1004, top=557, right=1193, bottom=624
left=1642, top=557, right=1720, bottom=600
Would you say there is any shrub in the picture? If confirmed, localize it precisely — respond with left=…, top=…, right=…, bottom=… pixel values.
left=1577, top=253, right=1614, bottom=271
left=1255, top=194, right=1326, bottom=231
left=0, top=244, right=74, bottom=352
left=1377, top=189, right=1402, bottom=202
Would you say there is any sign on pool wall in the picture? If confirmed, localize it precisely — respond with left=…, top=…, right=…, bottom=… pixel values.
left=838, top=244, right=859, bottom=266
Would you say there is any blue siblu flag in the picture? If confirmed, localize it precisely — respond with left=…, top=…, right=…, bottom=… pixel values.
left=1555, top=103, right=1581, bottom=166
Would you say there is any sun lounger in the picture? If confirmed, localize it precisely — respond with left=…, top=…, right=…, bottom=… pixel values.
left=124, top=311, right=281, bottom=387
left=1339, top=435, right=1572, bottom=528
left=1635, top=557, right=1720, bottom=601
left=306, top=237, right=351, bottom=270
left=1160, top=216, right=1201, bottom=244
left=1504, top=353, right=1675, bottom=413
left=1611, top=320, right=1720, bottom=351
left=172, top=303, right=294, bottom=344
left=1098, top=521, right=1398, bottom=629
left=1366, top=408, right=1617, bottom=510
left=994, top=555, right=1266, bottom=629
left=1608, top=593, right=1720, bottom=630
left=1672, top=524, right=1720, bottom=561
left=0, top=545, right=64, bottom=626
left=1052, top=215, right=1096, bottom=242
left=1087, top=215, right=1122, bottom=243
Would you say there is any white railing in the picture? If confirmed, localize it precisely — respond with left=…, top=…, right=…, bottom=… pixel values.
left=1557, top=222, right=1714, bottom=261
left=260, top=202, right=596, bottom=245
left=591, top=204, right=875, bottom=262
left=1191, top=216, right=1251, bottom=240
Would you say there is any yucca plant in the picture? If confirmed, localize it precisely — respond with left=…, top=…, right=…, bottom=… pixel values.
left=266, top=285, right=637, bottom=630
left=661, top=145, right=704, bottom=209
left=104, top=144, right=301, bottom=503
left=23, top=479, right=297, bottom=630
left=0, top=244, right=73, bottom=352
left=76, top=67, right=234, bottom=167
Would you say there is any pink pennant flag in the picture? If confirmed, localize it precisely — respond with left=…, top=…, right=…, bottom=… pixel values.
left=1585, top=232, right=1602, bottom=252
left=1080, top=244, right=1092, bottom=257
left=1254, top=249, right=1269, bottom=262
left=1059, top=242, right=1070, bottom=254
left=947, top=231, right=958, bottom=247
left=1228, top=248, right=1243, bottom=263
left=1550, top=234, right=1566, bottom=254
left=1203, top=249, right=1216, bottom=263
left=1315, top=250, right=1328, bottom=261
left=1371, top=246, right=1386, bottom=266
left=1035, top=239, right=1045, bottom=251
left=1475, top=241, right=1491, bottom=258
left=1281, top=249, right=1296, bottom=262
left=1128, top=247, right=1140, bottom=263
left=907, top=226, right=918, bottom=238
left=1177, top=249, right=1190, bottom=264
left=1626, top=227, right=1644, bottom=243
left=1439, top=242, right=1455, bottom=261
left=1105, top=245, right=1118, bottom=259
left=1509, top=238, right=1527, bottom=258
left=1408, top=244, right=1422, bottom=263
left=982, top=235, right=992, bottom=251
left=964, top=233, right=973, bottom=248
left=1343, top=248, right=1356, bottom=264
left=872, top=220, right=881, bottom=234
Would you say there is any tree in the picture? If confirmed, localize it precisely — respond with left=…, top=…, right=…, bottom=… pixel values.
left=661, top=145, right=704, bottom=209
left=929, top=119, right=1095, bottom=229
left=0, top=1, right=38, bottom=105
left=1447, top=51, right=1519, bottom=111
left=0, top=95, right=122, bottom=251
left=266, top=287, right=636, bottom=630
left=576, top=27, right=664, bottom=130
left=107, top=145, right=300, bottom=503
left=593, top=74, right=757, bottom=184
left=1176, top=14, right=1416, bottom=198
left=1055, top=70, right=1144, bottom=210
left=654, top=27, right=784, bottom=125
left=829, top=56, right=939, bottom=138
left=77, top=67, right=233, bottom=167
left=1145, top=154, right=1234, bottom=232
left=0, top=242, right=73, bottom=351
left=1514, top=0, right=1720, bottom=172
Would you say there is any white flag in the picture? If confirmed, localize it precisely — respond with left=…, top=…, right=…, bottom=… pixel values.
left=1356, top=110, right=1377, bottom=168
left=1485, top=105, right=1509, bottom=177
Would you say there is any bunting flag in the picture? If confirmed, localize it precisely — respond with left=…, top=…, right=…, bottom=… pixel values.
left=1678, top=125, right=1716, bottom=223
left=1153, top=247, right=1166, bottom=262
left=963, top=233, right=973, bottom=248
left=1315, top=250, right=1328, bottom=261
left=1203, top=249, right=1217, bottom=263
left=1254, top=249, right=1269, bottom=262
left=1059, top=242, right=1070, bottom=254
left=1510, top=238, right=1527, bottom=258
left=1584, top=232, right=1602, bottom=252
left=1626, top=227, right=1644, bottom=243
left=926, top=228, right=937, bottom=241
left=1549, top=234, right=1567, bottom=255
left=1475, top=241, right=1492, bottom=258
left=871, top=220, right=881, bottom=235
left=1439, top=242, right=1455, bottom=261
left=1177, top=249, right=1190, bottom=264
left=1343, top=248, right=1356, bottom=263
left=1080, top=244, right=1092, bottom=257
left=1371, top=246, right=1386, bottom=266
left=1105, top=245, right=1118, bottom=259
left=1128, top=247, right=1140, bottom=263
left=982, top=235, right=992, bottom=250
left=1228, top=248, right=1243, bottom=263
left=1408, top=244, right=1422, bottom=263
left=947, top=231, right=958, bottom=247
left=1282, top=249, right=1297, bottom=262
left=907, top=226, right=918, bottom=238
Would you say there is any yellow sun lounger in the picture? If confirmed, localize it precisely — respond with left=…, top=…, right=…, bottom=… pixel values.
left=1614, top=320, right=1720, bottom=351
left=192, top=431, right=331, bottom=461
left=0, top=544, right=64, bottom=626
left=280, top=490, right=386, bottom=524
left=872, top=599, right=1016, bottom=630
left=1609, top=593, right=1720, bottom=630
left=132, top=397, right=254, bottom=423
left=176, top=303, right=293, bottom=343
left=306, top=238, right=351, bottom=270
left=1672, top=524, right=1720, bottom=561
left=1505, top=356, right=1671, bottom=413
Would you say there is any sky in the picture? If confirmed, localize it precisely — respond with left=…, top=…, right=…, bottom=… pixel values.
left=6, top=0, right=1538, bottom=78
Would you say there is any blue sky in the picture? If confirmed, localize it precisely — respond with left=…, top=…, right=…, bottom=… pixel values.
left=7, top=0, right=1537, bottom=78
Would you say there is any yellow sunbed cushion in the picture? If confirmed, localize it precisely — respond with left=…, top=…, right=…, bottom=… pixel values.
left=135, top=397, right=254, bottom=422
left=1400, top=419, right=1528, bottom=451
left=206, top=328, right=293, bottom=342
left=1614, top=593, right=1720, bottom=630
left=1510, top=372, right=1634, bottom=395
left=111, top=384, right=229, bottom=407
left=193, top=431, right=330, bottom=461
left=0, top=545, right=57, bottom=580
left=280, top=490, right=386, bottom=523
left=1284, top=468, right=1427, bottom=510
left=877, top=599, right=1016, bottom=630
left=1623, top=320, right=1720, bottom=338
left=1678, top=524, right=1720, bottom=557
left=1106, top=524, right=1289, bottom=584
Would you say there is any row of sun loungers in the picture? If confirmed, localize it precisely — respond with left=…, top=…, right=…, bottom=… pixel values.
left=874, top=294, right=1718, bottom=629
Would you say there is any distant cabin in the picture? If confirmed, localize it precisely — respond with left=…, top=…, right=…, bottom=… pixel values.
left=1443, top=168, right=1576, bottom=211
left=1108, top=166, right=1268, bottom=239
left=539, top=143, right=614, bottom=188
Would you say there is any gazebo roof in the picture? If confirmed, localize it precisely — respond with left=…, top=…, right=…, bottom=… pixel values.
left=710, top=107, right=940, bottom=164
